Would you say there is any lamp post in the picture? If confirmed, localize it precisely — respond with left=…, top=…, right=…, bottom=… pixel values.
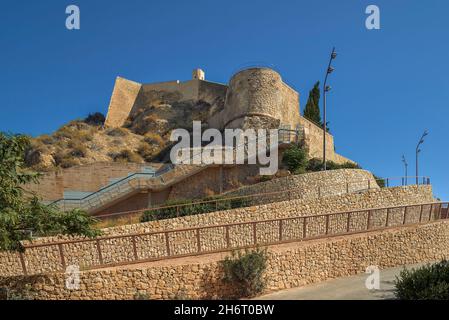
left=415, top=130, right=428, bottom=185
left=402, top=155, right=408, bottom=185
left=323, top=47, right=337, bottom=171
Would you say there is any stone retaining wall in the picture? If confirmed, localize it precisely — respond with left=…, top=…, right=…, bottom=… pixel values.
left=2, top=220, right=449, bottom=300
left=0, top=185, right=436, bottom=277
left=225, top=169, right=379, bottom=200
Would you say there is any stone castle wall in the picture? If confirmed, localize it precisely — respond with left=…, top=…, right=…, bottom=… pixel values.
left=105, top=76, right=227, bottom=129
left=104, top=77, right=142, bottom=127
left=24, top=162, right=152, bottom=201
left=104, top=68, right=353, bottom=164
left=2, top=220, right=448, bottom=300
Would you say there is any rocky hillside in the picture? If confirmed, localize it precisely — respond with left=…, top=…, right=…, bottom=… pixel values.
left=25, top=99, right=217, bottom=172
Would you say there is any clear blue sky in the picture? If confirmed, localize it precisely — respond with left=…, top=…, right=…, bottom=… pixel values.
left=1, top=0, right=448, bottom=199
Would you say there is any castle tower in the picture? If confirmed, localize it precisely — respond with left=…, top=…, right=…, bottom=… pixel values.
left=192, top=68, right=205, bottom=80
left=221, top=67, right=299, bottom=130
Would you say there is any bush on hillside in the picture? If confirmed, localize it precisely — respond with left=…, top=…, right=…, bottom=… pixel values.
left=144, top=132, right=164, bottom=146
left=306, top=158, right=361, bottom=172
left=84, top=112, right=105, bottom=126
left=111, top=149, right=142, bottom=163
left=395, top=260, right=449, bottom=300
left=137, top=142, right=154, bottom=162
left=282, top=144, right=308, bottom=174
left=222, top=248, right=268, bottom=298
left=106, top=127, right=128, bottom=137
left=140, top=196, right=251, bottom=222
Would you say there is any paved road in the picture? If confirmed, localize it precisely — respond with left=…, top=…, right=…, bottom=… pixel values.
left=257, top=263, right=429, bottom=300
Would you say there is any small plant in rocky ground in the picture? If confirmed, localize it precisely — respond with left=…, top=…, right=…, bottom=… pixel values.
left=173, top=288, right=190, bottom=300
left=84, top=112, right=105, bottom=126
left=305, top=157, right=361, bottom=172
left=222, top=248, right=268, bottom=298
left=105, top=127, right=128, bottom=137
left=1, top=284, right=37, bottom=300
left=373, top=175, right=386, bottom=188
left=68, top=142, right=88, bottom=158
left=134, top=291, right=151, bottom=300
left=35, top=134, right=54, bottom=145
left=53, top=151, right=80, bottom=168
left=395, top=260, right=449, bottom=300
left=137, top=142, right=156, bottom=162
left=140, top=196, right=251, bottom=222
left=144, top=132, right=165, bottom=146
left=110, top=149, right=143, bottom=163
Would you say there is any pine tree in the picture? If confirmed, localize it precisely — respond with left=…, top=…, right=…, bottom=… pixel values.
left=303, top=81, right=322, bottom=127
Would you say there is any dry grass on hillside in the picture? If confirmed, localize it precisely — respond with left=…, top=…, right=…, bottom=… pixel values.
left=25, top=118, right=166, bottom=171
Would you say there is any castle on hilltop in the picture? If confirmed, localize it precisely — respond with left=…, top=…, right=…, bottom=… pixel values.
left=105, top=67, right=352, bottom=164
left=25, top=67, right=355, bottom=216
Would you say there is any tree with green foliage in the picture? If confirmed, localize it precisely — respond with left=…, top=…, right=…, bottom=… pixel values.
left=84, top=112, right=105, bottom=126
left=303, top=81, right=322, bottom=127
left=395, top=260, right=449, bottom=300
left=282, top=144, right=308, bottom=174
left=0, top=132, right=100, bottom=251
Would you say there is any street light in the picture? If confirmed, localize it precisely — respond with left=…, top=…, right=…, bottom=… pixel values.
left=415, top=130, right=428, bottom=184
left=402, top=155, right=408, bottom=185
left=323, top=47, right=337, bottom=170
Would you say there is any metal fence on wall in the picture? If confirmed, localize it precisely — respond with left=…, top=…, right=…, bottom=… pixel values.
left=94, top=176, right=431, bottom=223
left=16, top=201, right=448, bottom=276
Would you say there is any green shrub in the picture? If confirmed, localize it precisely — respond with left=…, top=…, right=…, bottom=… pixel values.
left=373, top=175, right=386, bottom=188
left=306, top=158, right=361, bottom=172
left=305, top=158, right=324, bottom=172
left=4, top=284, right=37, bottom=300
left=222, top=248, right=268, bottom=298
left=84, top=112, right=105, bottom=126
left=395, top=260, right=449, bottom=300
left=140, top=196, right=251, bottom=222
left=282, top=144, right=307, bottom=174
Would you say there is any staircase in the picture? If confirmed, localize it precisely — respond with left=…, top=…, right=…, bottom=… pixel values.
left=51, top=126, right=301, bottom=213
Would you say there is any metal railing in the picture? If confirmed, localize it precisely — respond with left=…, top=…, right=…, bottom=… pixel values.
left=16, top=201, right=448, bottom=276
left=49, top=127, right=301, bottom=213
left=94, top=176, right=430, bottom=222
left=49, top=164, right=175, bottom=212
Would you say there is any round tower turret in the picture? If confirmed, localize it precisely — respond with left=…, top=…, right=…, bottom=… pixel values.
left=222, top=68, right=284, bottom=130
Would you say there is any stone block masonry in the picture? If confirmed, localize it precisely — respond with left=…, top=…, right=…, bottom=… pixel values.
left=0, top=185, right=435, bottom=277
left=1, top=220, right=449, bottom=300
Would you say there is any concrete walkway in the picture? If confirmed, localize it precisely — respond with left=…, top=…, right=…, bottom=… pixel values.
left=256, top=263, right=429, bottom=300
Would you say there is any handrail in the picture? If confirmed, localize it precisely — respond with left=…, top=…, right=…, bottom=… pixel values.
left=15, top=201, right=448, bottom=276
left=94, top=175, right=430, bottom=220
left=24, top=201, right=445, bottom=249
left=49, top=127, right=299, bottom=208
left=50, top=164, right=174, bottom=204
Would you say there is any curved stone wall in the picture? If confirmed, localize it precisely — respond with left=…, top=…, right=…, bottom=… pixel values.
left=226, top=169, right=380, bottom=199
left=222, top=68, right=298, bottom=129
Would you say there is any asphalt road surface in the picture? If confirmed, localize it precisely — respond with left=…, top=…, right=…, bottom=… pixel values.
left=256, top=263, right=429, bottom=300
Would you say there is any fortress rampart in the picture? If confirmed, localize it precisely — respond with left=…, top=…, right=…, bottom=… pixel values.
left=103, top=67, right=353, bottom=165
